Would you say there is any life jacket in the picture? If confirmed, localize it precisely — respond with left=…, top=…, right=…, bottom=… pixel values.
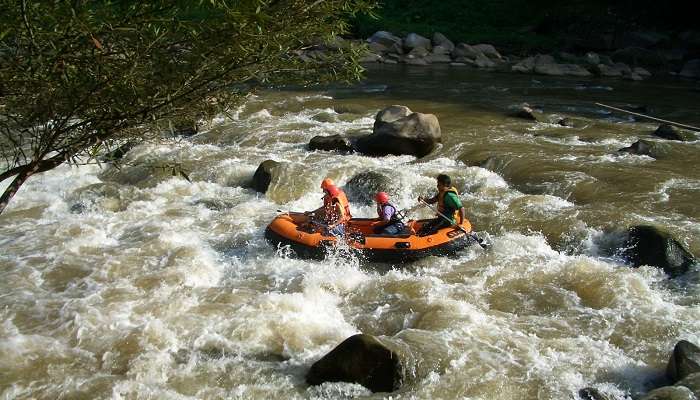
left=323, top=189, right=352, bottom=224
left=437, top=186, right=460, bottom=222
left=376, top=203, right=403, bottom=224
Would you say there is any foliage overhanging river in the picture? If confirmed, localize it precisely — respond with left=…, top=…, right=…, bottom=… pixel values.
left=1, top=64, right=699, bottom=399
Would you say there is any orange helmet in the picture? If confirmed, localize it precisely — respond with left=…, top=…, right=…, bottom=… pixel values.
left=320, top=178, right=334, bottom=190
left=326, top=185, right=341, bottom=197
left=375, top=191, right=389, bottom=204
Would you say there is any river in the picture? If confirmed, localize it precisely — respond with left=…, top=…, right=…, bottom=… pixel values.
left=1, top=64, right=699, bottom=399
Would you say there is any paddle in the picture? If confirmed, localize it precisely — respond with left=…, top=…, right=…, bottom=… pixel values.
left=418, top=199, right=490, bottom=249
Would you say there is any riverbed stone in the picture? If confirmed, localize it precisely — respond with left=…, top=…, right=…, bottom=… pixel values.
left=634, top=67, right=652, bottom=77
left=406, top=57, right=429, bottom=66
left=667, top=340, right=700, bottom=383
left=432, top=32, right=454, bottom=52
left=425, top=53, right=452, bottom=63
left=680, top=60, right=700, bottom=79
left=557, top=117, right=575, bottom=127
left=534, top=57, right=591, bottom=76
left=309, top=135, right=354, bottom=153
left=653, top=124, right=695, bottom=141
left=354, top=105, right=441, bottom=157
left=613, top=46, right=667, bottom=68
left=474, top=53, right=497, bottom=68
left=453, top=43, right=482, bottom=60
left=431, top=44, right=452, bottom=55
left=594, top=63, right=623, bottom=77
left=509, top=104, right=541, bottom=121
left=345, top=171, right=397, bottom=205
left=101, top=141, right=137, bottom=162
left=252, top=160, right=280, bottom=193
left=173, top=120, right=200, bottom=137
left=408, top=46, right=430, bottom=58
left=676, top=372, right=700, bottom=395
left=306, top=334, right=403, bottom=393
left=584, top=52, right=601, bottom=65
left=368, top=31, right=403, bottom=54
left=512, top=56, right=536, bottom=73
left=618, top=140, right=656, bottom=157
left=639, top=385, right=695, bottom=400
left=404, top=33, right=431, bottom=52
left=473, top=44, right=502, bottom=60
left=360, top=52, right=382, bottom=63
left=579, top=387, right=616, bottom=400
left=623, top=226, right=696, bottom=276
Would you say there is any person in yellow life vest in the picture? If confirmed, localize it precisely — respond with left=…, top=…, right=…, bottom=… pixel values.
left=305, top=178, right=352, bottom=236
left=417, top=174, right=466, bottom=236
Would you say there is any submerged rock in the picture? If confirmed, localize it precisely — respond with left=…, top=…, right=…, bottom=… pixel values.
left=558, top=117, right=575, bottom=127
left=309, top=135, right=354, bottom=153
left=667, top=340, right=700, bottom=383
left=100, top=141, right=137, bottom=162
left=639, top=385, right=695, bottom=400
left=653, top=124, right=695, bottom=141
left=344, top=171, right=395, bottom=205
left=509, top=104, right=542, bottom=121
left=579, top=387, right=615, bottom=400
left=306, top=334, right=403, bottom=393
left=623, top=226, right=696, bottom=276
left=676, top=373, right=700, bottom=395
left=355, top=105, right=441, bottom=157
left=618, top=140, right=655, bottom=157
left=252, top=160, right=280, bottom=193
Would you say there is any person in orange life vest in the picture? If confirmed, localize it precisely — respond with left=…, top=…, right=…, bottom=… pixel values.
left=305, top=178, right=352, bottom=236
left=417, top=174, right=466, bottom=236
left=373, top=192, right=405, bottom=235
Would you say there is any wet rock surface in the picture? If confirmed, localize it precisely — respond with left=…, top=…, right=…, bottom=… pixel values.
left=306, top=334, right=403, bottom=393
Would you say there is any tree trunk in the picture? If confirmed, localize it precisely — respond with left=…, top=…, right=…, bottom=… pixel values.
left=0, top=163, right=38, bottom=215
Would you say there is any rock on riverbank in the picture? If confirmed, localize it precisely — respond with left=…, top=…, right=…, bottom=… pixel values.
left=359, top=29, right=700, bottom=80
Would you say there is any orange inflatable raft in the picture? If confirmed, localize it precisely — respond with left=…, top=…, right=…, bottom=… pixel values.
left=264, top=212, right=475, bottom=262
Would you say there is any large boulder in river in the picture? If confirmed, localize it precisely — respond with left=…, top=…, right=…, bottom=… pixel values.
left=306, top=334, right=403, bottom=393
left=653, top=124, right=695, bottom=141
left=622, top=225, right=696, bottom=276
left=667, top=340, right=700, bottom=383
left=344, top=171, right=396, bottom=205
left=355, top=105, right=441, bottom=157
left=252, top=160, right=280, bottom=193
left=309, top=134, right=354, bottom=153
